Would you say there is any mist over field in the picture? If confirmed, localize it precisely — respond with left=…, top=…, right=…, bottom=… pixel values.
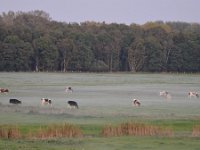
left=0, top=72, right=199, bottom=123
left=0, top=72, right=200, bottom=149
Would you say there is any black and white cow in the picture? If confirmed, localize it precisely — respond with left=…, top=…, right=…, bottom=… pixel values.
left=188, top=91, right=199, bottom=98
left=41, top=98, right=52, bottom=106
left=67, top=101, right=78, bottom=109
left=9, top=99, right=21, bottom=104
left=132, top=99, right=141, bottom=107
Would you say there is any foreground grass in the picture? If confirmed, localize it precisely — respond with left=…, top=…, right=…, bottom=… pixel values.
left=0, top=120, right=200, bottom=150
left=0, top=136, right=200, bottom=150
left=1, top=118, right=200, bottom=137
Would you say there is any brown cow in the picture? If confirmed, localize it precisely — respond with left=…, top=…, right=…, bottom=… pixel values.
left=0, top=88, right=9, bottom=93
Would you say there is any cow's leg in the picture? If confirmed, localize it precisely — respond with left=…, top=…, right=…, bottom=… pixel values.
left=67, top=104, right=72, bottom=109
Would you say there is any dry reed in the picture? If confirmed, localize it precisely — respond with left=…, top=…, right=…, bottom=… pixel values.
left=101, top=122, right=173, bottom=137
left=192, top=125, right=200, bottom=137
left=0, top=125, right=21, bottom=139
left=29, top=123, right=82, bottom=139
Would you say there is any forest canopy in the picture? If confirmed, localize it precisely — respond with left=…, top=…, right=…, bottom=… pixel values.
left=0, top=10, right=200, bottom=72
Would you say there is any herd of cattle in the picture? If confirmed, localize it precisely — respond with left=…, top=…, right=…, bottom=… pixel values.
left=0, top=87, right=199, bottom=109
left=0, top=87, right=79, bottom=109
left=132, top=90, right=199, bottom=107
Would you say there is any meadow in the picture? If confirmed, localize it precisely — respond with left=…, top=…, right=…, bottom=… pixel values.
left=0, top=72, right=200, bottom=149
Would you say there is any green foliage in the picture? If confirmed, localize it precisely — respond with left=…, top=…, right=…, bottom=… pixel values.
left=0, top=11, right=200, bottom=72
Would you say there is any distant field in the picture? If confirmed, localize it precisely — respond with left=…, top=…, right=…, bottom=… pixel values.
left=0, top=72, right=200, bottom=149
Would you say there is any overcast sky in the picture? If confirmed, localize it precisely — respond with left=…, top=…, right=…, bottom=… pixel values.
left=1, top=0, right=200, bottom=25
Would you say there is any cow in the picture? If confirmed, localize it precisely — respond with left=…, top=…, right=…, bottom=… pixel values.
left=67, top=101, right=78, bottom=109
left=132, top=99, right=141, bottom=107
left=65, top=87, right=73, bottom=93
left=188, top=91, right=199, bottom=98
left=159, top=91, right=171, bottom=99
left=41, top=98, right=52, bottom=106
left=0, top=88, right=9, bottom=93
left=9, top=99, right=21, bottom=104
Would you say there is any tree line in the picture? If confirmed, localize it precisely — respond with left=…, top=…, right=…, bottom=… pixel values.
left=0, top=10, right=200, bottom=72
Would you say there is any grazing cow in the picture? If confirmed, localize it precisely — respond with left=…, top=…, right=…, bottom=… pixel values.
left=41, top=98, right=52, bottom=106
left=0, top=88, right=9, bottom=93
left=67, top=101, right=78, bottom=109
left=132, top=99, right=141, bottom=107
left=159, top=91, right=171, bottom=99
left=188, top=92, right=199, bottom=98
left=65, top=87, right=73, bottom=93
left=9, top=99, right=21, bottom=104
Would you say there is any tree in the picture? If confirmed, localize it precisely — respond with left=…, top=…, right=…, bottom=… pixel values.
left=0, top=35, right=33, bottom=71
left=143, top=36, right=163, bottom=72
left=0, top=10, right=200, bottom=72
left=68, top=32, right=94, bottom=71
left=57, top=38, right=74, bottom=72
left=127, top=39, right=145, bottom=72
left=32, top=36, right=58, bottom=71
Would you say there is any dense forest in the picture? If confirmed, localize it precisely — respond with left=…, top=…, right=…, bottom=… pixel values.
left=0, top=10, right=200, bottom=72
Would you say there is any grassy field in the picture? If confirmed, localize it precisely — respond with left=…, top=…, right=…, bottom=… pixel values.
left=0, top=72, right=200, bottom=149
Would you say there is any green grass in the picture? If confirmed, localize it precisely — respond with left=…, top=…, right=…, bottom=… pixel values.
left=0, top=72, right=200, bottom=149
left=0, top=136, right=200, bottom=150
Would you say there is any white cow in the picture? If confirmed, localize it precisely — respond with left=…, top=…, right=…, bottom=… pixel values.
left=159, top=91, right=171, bottom=99
left=65, top=86, right=73, bottom=93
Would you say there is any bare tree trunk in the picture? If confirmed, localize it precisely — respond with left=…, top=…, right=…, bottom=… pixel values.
left=63, top=58, right=66, bottom=72
left=110, top=52, right=113, bottom=72
left=35, top=65, right=38, bottom=72
left=35, top=57, right=39, bottom=72
left=166, top=48, right=171, bottom=64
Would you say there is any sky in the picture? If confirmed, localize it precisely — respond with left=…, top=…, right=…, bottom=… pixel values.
left=1, top=0, right=200, bottom=25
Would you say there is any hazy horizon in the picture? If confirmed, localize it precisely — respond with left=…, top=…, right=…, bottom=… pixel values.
left=1, top=0, right=200, bottom=25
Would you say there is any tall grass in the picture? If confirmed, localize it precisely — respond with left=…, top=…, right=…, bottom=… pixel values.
left=29, top=123, right=82, bottom=139
left=2, top=123, right=200, bottom=140
left=0, top=125, right=21, bottom=139
left=192, top=125, right=200, bottom=137
left=101, top=122, right=174, bottom=137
